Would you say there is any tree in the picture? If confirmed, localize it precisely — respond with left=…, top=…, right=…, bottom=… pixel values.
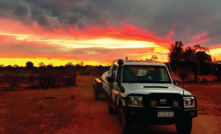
left=178, top=68, right=191, bottom=88
left=46, top=63, right=53, bottom=68
left=169, top=41, right=184, bottom=62
left=213, top=57, right=217, bottom=63
left=183, top=47, right=198, bottom=81
left=183, top=47, right=196, bottom=62
left=151, top=55, right=158, bottom=61
left=39, top=62, right=45, bottom=67
left=195, top=51, right=212, bottom=63
left=193, top=44, right=209, bottom=52
left=79, top=61, right=84, bottom=66
left=168, top=41, right=184, bottom=70
left=13, top=65, right=19, bottom=68
left=26, top=61, right=34, bottom=69
left=193, top=44, right=211, bottom=63
left=6, top=65, right=12, bottom=68
left=65, top=62, right=74, bottom=67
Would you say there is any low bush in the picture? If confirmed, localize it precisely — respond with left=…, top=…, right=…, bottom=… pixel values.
left=27, top=75, right=36, bottom=88
left=188, top=78, right=194, bottom=83
left=3, top=74, right=20, bottom=91
left=202, top=78, right=207, bottom=82
left=71, top=93, right=75, bottom=99
left=44, top=95, right=55, bottom=99
left=37, top=100, right=43, bottom=109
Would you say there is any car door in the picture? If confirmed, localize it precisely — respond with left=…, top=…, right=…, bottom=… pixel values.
left=101, top=71, right=110, bottom=96
left=112, top=67, right=119, bottom=104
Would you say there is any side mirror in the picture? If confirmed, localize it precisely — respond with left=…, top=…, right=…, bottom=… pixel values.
left=106, top=77, right=115, bottom=83
left=173, top=78, right=178, bottom=86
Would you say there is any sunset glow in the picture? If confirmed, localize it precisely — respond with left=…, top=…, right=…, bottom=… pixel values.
left=0, top=18, right=173, bottom=66
left=0, top=0, right=221, bottom=66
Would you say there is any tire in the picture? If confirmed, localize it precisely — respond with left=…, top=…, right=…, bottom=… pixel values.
left=107, top=97, right=115, bottom=115
left=119, top=106, right=130, bottom=134
left=94, top=88, right=99, bottom=101
left=175, top=115, right=192, bottom=134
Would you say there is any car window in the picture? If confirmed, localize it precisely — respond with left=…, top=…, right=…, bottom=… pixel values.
left=122, top=65, right=171, bottom=83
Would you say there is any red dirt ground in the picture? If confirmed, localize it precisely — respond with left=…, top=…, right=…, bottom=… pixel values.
left=1, top=75, right=221, bottom=134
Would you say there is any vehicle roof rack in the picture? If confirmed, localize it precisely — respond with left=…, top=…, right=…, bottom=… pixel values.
left=124, top=60, right=162, bottom=64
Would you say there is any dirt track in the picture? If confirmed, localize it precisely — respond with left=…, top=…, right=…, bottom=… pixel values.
left=56, top=76, right=221, bottom=134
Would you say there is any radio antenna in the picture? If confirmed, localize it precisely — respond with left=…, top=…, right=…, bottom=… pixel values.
left=168, top=62, right=175, bottom=81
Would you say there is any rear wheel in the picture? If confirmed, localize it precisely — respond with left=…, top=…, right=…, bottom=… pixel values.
left=107, top=97, right=115, bottom=115
left=175, top=115, right=192, bottom=134
left=94, top=88, right=99, bottom=101
left=119, top=106, right=130, bottom=134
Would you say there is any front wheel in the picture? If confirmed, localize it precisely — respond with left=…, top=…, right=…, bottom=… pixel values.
left=175, top=115, right=192, bottom=134
left=119, top=106, right=131, bottom=134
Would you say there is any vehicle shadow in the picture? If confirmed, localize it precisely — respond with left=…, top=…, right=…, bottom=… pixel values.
left=128, top=124, right=177, bottom=134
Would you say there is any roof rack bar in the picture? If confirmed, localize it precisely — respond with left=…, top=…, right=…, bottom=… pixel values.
left=124, top=60, right=161, bottom=64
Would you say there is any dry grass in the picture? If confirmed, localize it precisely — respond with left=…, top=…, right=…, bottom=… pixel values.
left=0, top=86, right=78, bottom=134
left=37, top=100, right=43, bottom=109
left=70, top=93, right=75, bottom=99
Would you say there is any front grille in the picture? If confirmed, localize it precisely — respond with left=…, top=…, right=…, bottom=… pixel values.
left=143, top=93, right=183, bottom=108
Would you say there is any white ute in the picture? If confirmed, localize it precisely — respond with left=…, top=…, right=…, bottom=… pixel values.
left=93, top=59, right=198, bottom=134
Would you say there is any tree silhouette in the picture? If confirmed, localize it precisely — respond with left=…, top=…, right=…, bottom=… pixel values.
left=26, top=61, right=34, bottom=69
left=39, top=62, right=45, bottom=67
left=79, top=61, right=84, bottom=66
left=46, top=63, right=53, bottom=68
left=183, top=47, right=196, bottom=62
left=169, top=41, right=184, bottom=62
left=6, top=65, right=12, bottom=68
left=196, top=51, right=212, bottom=63
left=213, top=57, right=217, bottom=63
left=193, top=44, right=209, bottom=52
left=13, top=65, right=19, bottom=68
left=151, top=55, right=158, bottom=61
left=65, top=62, right=74, bottom=67
left=168, top=41, right=184, bottom=70
left=178, top=68, right=191, bottom=88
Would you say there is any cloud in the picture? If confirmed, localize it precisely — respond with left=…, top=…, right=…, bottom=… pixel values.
left=192, top=32, right=208, bottom=40
left=0, top=35, right=158, bottom=63
left=0, top=0, right=220, bottom=47
left=0, top=0, right=221, bottom=64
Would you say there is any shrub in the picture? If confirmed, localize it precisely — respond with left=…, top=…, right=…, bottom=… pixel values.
left=202, top=78, right=207, bottom=82
left=71, top=93, right=75, bottom=99
left=27, top=75, right=36, bottom=88
left=37, top=100, right=43, bottom=109
left=0, top=86, right=3, bottom=96
left=3, top=74, right=20, bottom=91
left=188, top=78, right=194, bottom=83
left=178, top=68, right=191, bottom=82
left=44, top=95, right=55, bottom=99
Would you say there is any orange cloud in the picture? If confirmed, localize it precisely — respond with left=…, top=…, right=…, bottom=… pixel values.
left=0, top=17, right=174, bottom=66
left=192, top=32, right=208, bottom=40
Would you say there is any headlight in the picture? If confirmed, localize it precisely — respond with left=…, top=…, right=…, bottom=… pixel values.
left=127, top=96, right=143, bottom=106
left=183, top=96, right=195, bottom=108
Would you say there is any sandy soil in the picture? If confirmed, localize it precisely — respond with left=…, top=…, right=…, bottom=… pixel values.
left=56, top=75, right=221, bottom=134
left=0, top=85, right=78, bottom=134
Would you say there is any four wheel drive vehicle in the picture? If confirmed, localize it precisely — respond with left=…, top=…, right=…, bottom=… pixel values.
left=94, top=59, right=198, bottom=134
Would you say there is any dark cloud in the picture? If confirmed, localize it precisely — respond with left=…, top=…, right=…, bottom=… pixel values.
left=0, top=0, right=220, bottom=46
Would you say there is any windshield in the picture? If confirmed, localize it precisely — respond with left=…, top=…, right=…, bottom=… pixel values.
left=122, top=65, right=172, bottom=83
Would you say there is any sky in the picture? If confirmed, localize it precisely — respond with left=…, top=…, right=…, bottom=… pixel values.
left=0, top=0, right=221, bottom=66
